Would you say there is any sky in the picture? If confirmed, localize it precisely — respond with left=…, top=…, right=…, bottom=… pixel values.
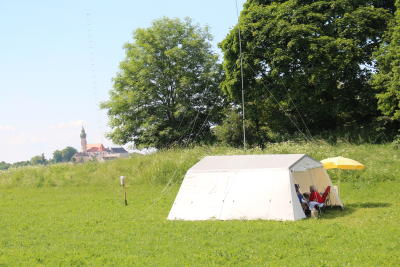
left=0, top=0, right=246, bottom=163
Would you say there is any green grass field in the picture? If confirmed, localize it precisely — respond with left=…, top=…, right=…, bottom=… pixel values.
left=1, top=142, right=399, bottom=266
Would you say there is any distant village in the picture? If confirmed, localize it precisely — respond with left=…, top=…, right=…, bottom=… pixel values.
left=72, top=127, right=129, bottom=162
left=0, top=128, right=130, bottom=170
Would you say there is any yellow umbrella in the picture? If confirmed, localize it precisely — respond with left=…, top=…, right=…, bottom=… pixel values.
left=321, top=156, right=365, bottom=170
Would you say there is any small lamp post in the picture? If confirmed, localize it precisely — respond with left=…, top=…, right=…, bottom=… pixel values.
left=120, top=176, right=128, bottom=206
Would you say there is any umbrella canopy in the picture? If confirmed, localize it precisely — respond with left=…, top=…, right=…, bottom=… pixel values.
left=320, top=156, right=365, bottom=170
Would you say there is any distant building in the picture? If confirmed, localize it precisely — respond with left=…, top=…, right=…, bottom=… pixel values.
left=87, top=144, right=106, bottom=153
left=73, top=127, right=129, bottom=162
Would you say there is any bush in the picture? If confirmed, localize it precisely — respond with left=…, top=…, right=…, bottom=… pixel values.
left=392, top=135, right=400, bottom=149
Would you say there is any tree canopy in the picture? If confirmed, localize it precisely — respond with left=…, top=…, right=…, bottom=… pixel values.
left=102, top=17, right=224, bottom=148
left=53, top=147, right=78, bottom=163
left=220, top=0, right=395, bottom=144
left=0, top=161, right=11, bottom=170
left=30, top=154, right=47, bottom=165
left=372, top=0, right=400, bottom=121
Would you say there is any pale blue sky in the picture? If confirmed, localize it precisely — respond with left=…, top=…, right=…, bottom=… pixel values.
left=0, top=0, right=246, bottom=163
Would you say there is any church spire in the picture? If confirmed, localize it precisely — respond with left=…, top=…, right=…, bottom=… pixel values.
left=80, top=127, right=87, bottom=153
left=80, top=126, right=86, bottom=138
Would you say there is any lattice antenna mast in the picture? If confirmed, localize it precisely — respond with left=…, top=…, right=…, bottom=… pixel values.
left=236, top=0, right=246, bottom=149
left=86, top=11, right=104, bottom=144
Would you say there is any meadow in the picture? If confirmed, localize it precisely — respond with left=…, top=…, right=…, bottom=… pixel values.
left=1, top=142, right=399, bottom=266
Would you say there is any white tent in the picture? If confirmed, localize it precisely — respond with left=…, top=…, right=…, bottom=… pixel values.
left=168, top=154, right=343, bottom=221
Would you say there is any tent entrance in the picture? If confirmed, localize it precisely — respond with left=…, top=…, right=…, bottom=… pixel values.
left=291, top=168, right=343, bottom=207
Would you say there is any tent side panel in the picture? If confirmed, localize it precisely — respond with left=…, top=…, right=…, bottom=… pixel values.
left=167, top=173, right=228, bottom=220
left=219, top=170, right=302, bottom=221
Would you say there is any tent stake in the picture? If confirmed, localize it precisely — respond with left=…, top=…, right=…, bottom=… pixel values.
left=120, top=176, right=128, bottom=206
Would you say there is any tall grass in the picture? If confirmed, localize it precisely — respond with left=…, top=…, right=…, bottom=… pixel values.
left=1, top=142, right=399, bottom=266
left=1, top=142, right=398, bottom=188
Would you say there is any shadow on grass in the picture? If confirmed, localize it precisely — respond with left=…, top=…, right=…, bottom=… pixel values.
left=346, top=202, right=391, bottom=208
left=318, top=202, right=391, bottom=220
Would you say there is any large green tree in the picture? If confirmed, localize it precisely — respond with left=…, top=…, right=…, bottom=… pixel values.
left=102, top=17, right=224, bottom=148
left=53, top=146, right=78, bottom=163
left=220, top=0, right=395, bottom=143
left=372, top=0, right=400, bottom=121
left=30, top=154, right=47, bottom=165
left=52, top=150, right=63, bottom=163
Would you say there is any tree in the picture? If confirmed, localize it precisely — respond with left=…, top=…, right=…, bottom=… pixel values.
left=0, top=161, right=11, bottom=170
left=53, top=150, right=63, bottom=163
left=11, top=161, right=31, bottom=168
left=30, top=154, right=47, bottom=165
left=372, top=0, right=400, bottom=121
left=61, top=147, right=77, bottom=162
left=213, top=108, right=259, bottom=147
left=220, top=0, right=395, bottom=143
left=53, top=147, right=77, bottom=163
left=101, top=17, right=225, bottom=148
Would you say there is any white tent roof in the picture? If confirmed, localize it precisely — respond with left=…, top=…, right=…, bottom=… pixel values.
left=189, top=154, right=322, bottom=173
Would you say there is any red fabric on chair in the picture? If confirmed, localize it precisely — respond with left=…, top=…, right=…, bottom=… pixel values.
left=310, top=186, right=331, bottom=203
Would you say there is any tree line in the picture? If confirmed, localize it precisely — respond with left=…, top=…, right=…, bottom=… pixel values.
left=102, top=0, right=400, bottom=149
left=0, top=147, right=77, bottom=170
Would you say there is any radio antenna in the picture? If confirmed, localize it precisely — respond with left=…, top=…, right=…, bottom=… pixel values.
left=235, top=0, right=246, bottom=149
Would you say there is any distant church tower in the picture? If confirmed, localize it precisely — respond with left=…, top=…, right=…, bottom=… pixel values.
left=80, top=127, right=87, bottom=153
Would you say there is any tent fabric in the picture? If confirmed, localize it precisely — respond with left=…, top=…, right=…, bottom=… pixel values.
left=168, top=154, right=343, bottom=221
left=190, top=154, right=306, bottom=171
